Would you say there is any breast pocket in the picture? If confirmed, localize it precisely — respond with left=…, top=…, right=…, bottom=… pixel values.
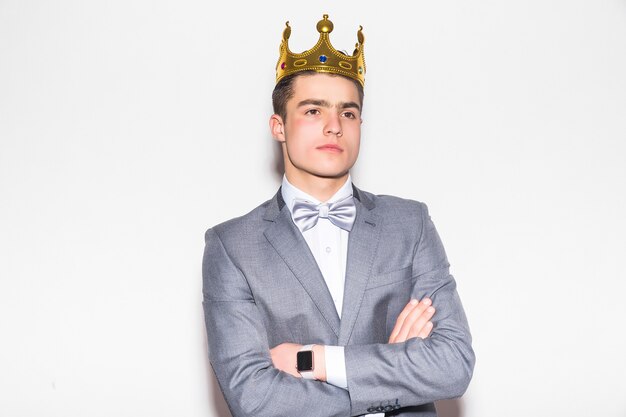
left=366, top=265, right=413, bottom=290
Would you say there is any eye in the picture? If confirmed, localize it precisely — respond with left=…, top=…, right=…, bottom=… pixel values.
left=305, top=108, right=321, bottom=115
left=342, top=111, right=357, bottom=119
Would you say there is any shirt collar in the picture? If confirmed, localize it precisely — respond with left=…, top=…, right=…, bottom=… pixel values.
left=281, top=175, right=354, bottom=214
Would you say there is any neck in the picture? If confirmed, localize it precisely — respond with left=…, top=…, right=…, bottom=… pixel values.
left=285, top=171, right=349, bottom=202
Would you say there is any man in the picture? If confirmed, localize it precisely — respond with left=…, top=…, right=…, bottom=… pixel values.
left=203, top=15, right=474, bottom=417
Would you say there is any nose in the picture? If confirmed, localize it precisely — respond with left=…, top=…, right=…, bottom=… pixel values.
left=324, top=113, right=343, bottom=137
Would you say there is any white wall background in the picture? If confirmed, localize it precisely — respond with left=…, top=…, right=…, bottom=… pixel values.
left=1, top=1, right=625, bottom=416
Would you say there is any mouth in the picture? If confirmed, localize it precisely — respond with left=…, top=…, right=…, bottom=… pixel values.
left=316, top=144, right=343, bottom=152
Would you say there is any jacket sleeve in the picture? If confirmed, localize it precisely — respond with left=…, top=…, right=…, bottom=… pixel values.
left=202, top=228, right=352, bottom=417
left=344, top=202, right=475, bottom=415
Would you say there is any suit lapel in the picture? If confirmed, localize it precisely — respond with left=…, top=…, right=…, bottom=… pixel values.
left=338, top=186, right=382, bottom=345
left=263, top=190, right=341, bottom=337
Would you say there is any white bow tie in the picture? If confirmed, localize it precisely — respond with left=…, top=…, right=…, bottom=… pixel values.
left=292, top=195, right=356, bottom=232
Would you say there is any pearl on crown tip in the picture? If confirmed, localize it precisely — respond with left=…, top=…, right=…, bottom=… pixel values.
left=317, top=15, right=333, bottom=33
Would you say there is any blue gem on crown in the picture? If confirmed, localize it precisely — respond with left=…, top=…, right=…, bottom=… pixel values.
left=319, top=55, right=328, bottom=63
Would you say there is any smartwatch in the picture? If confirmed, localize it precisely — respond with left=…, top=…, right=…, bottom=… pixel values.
left=296, top=344, right=315, bottom=380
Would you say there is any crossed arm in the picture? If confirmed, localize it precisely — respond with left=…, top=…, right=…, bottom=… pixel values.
left=204, top=202, right=474, bottom=416
left=270, top=297, right=437, bottom=380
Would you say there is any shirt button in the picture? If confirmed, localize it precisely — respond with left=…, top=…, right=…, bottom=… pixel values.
left=325, top=247, right=332, bottom=253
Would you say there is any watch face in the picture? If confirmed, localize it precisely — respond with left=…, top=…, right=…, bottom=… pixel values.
left=296, top=351, right=314, bottom=372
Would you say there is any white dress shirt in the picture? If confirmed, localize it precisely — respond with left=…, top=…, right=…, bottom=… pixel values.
left=282, top=176, right=383, bottom=417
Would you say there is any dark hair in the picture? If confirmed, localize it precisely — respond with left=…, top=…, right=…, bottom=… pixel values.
left=272, top=71, right=364, bottom=122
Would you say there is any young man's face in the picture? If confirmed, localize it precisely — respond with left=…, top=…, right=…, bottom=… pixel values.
left=271, top=73, right=362, bottom=187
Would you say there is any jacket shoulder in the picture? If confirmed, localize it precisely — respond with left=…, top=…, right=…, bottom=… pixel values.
left=205, top=196, right=274, bottom=242
left=356, top=188, right=434, bottom=245
left=358, top=188, right=428, bottom=216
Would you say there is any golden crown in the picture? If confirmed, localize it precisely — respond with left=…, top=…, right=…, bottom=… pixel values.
left=275, top=14, right=366, bottom=86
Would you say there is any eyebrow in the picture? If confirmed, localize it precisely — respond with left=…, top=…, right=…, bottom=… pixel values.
left=297, top=99, right=361, bottom=112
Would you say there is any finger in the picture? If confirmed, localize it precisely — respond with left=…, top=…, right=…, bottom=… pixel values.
left=388, top=299, right=419, bottom=343
left=417, top=321, right=433, bottom=339
left=389, top=298, right=429, bottom=342
left=394, top=299, right=432, bottom=343
left=405, top=306, right=435, bottom=340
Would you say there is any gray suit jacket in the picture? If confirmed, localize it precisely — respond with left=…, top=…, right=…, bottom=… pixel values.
left=202, top=186, right=475, bottom=416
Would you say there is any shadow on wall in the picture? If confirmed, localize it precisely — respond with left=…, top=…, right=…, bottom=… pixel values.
left=435, top=398, right=464, bottom=417
left=272, top=138, right=284, bottom=182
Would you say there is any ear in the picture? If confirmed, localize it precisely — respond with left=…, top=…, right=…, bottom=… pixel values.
left=269, top=114, right=286, bottom=142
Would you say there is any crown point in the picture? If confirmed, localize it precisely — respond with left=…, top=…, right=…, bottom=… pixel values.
left=317, top=15, right=334, bottom=34
left=357, top=26, right=364, bottom=44
left=283, top=21, right=291, bottom=40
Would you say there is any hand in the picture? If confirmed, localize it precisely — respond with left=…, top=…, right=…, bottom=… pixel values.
left=270, top=342, right=302, bottom=378
left=388, top=298, right=435, bottom=344
left=270, top=343, right=327, bottom=381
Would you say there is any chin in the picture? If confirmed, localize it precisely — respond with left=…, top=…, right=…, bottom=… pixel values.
left=312, top=169, right=351, bottom=179
left=313, top=162, right=354, bottom=177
